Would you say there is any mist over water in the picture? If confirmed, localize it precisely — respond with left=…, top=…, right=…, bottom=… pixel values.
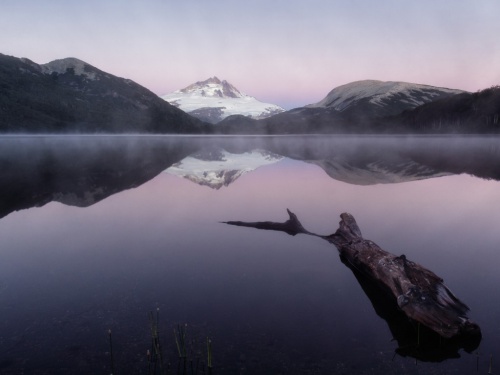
left=0, top=135, right=499, bottom=374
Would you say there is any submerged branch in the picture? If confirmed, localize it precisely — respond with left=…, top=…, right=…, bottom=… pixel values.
left=223, top=209, right=481, bottom=346
left=223, top=208, right=312, bottom=236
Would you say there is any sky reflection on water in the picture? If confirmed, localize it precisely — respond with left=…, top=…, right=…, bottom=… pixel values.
left=0, top=136, right=499, bottom=374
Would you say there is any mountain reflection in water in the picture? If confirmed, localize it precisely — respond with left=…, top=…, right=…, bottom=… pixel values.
left=0, top=135, right=499, bottom=374
left=1, top=135, right=500, bottom=218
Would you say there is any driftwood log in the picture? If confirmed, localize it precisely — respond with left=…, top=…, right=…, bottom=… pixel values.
left=224, top=210, right=481, bottom=343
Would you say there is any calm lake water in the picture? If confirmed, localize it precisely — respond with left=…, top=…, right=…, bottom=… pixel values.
left=1, top=135, right=500, bottom=374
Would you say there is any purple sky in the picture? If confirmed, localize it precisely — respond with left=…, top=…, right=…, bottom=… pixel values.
left=1, top=0, right=499, bottom=109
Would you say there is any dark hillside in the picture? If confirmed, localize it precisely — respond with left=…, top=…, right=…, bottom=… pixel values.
left=395, top=86, right=500, bottom=133
left=0, top=54, right=207, bottom=133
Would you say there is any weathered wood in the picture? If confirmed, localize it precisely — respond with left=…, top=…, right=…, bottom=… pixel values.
left=343, top=255, right=481, bottom=361
left=223, top=209, right=311, bottom=236
left=225, top=210, right=481, bottom=341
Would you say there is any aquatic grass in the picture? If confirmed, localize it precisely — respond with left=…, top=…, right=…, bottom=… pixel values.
left=101, top=309, right=208, bottom=374
left=149, top=308, right=166, bottom=375
left=207, top=337, right=213, bottom=374
left=174, top=324, right=188, bottom=359
left=144, top=311, right=211, bottom=375
left=108, top=329, right=115, bottom=375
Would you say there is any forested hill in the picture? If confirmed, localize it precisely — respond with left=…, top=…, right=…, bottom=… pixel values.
left=393, top=86, right=500, bottom=133
left=0, top=53, right=207, bottom=133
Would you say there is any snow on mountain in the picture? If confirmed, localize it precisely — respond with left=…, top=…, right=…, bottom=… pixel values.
left=165, top=148, right=283, bottom=189
left=41, top=57, right=101, bottom=80
left=307, top=80, right=465, bottom=116
left=161, top=77, right=284, bottom=124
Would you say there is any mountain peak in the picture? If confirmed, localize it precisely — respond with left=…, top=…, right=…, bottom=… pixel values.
left=307, top=80, right=465, bottom=116
left=178, top=76, right=243, bottom=99
left=162, top=78, right=285, bottom=123
left=202, top=76, right=222, bottom=85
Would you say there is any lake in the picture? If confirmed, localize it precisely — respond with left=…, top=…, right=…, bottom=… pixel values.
left=0, top=135, right=499, bottom=374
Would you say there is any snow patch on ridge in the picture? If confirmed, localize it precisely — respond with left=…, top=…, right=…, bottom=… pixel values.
left=41, top=58, right=98, bottom=80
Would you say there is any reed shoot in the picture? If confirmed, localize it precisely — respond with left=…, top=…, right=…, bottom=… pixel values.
left=174, top=324, right=188, bottom=358
left=207, top=337, right=212, bottom=369
left=108, top=329, right=115, bottom=375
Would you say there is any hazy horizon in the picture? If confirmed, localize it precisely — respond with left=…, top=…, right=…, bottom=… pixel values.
left=1, top=0, right=499, bottom=109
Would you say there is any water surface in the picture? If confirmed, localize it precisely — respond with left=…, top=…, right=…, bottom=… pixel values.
left=0, top=135, right=499, bottom=374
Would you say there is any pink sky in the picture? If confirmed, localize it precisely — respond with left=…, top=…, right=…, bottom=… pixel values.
left=1, top=0, right=499, bottom=109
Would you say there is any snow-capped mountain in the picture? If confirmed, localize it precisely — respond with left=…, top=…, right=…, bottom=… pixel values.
left=161, top=77, right=285, bottom=124
left=165, top=148, right=283, bottom=189
left=307, top=80, right=465, bottom=117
